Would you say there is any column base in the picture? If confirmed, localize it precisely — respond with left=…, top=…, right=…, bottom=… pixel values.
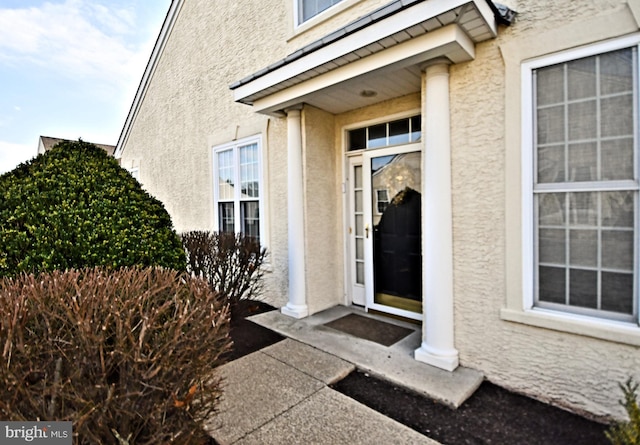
left=414, top=343, right=459, bottom=372
left=281, top=303, right=309, bottom=319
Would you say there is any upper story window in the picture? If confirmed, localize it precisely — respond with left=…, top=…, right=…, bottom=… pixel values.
left=348, top=115, right=421, bottom=151
left=213, top=136, right=263, bottom=243
left=298, top=0, right=344, bottom=24
left=526, top=38, right=639, bottom=323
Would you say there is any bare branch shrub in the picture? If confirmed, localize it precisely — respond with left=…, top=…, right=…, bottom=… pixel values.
left=0, top=267, right=231, bottom=444
left=182, top=231, right=267, bottom=315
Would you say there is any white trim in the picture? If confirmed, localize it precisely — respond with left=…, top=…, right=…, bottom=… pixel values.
left=500, top=307, right=640, bottom=346
left=115, top=1, right=184, bottom=159
left=521, top=35, right=640, bottom=324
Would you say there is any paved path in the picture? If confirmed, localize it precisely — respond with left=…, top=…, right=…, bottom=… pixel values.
left=208, top=339, right=440, bottom=444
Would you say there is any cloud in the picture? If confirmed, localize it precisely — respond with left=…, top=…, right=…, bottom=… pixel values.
left=0, top=1, right=149, bottom=93
left=0, top=140, right=36, bottom=175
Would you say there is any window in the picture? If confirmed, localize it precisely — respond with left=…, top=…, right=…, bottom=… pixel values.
left=213, top=136, right=263, bottom=242
left=376, top=189, right=389, bottom=214
left=529, top=42, right=639, bottom=323
left=348, top=115, right=421, bottom=151
left=298, top=0, right=343, bottom=24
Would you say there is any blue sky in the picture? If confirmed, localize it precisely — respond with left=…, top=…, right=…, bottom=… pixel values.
left=0, top=0, right=171, bottom=174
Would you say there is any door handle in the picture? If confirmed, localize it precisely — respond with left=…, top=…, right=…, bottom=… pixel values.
left=365, top=224, right=369, bottom=239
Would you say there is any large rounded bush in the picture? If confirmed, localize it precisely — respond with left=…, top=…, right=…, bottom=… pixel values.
left=0, top=140, right=185, bottom=276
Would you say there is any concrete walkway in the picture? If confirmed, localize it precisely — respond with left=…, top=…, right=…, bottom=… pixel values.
left=208, top=306, right=483, bottom=444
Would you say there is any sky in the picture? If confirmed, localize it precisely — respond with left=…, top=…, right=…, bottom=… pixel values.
left=0, top=0, right=171, bottom=174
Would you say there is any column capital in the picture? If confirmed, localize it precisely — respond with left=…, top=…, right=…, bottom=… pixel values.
left=284, top=104, right=304, bottom=114
left=420, top=57, right=451, bottom=73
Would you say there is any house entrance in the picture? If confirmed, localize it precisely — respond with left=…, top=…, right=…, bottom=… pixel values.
left=347, top=143, right=422, bottom=321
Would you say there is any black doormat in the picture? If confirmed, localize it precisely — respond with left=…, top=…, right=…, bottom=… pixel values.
left=324, top=313, right=414, bottom=346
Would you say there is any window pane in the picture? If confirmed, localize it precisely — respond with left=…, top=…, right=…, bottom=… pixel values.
left=601, top=138, right=634, bottom=180
left=389, top=119, right=410, bottom=145
left=218, top=150, right=235, bottom=200
left=567, top=57, right=596, bottom=100
left=356, top=238, right=364, bottom=260
left=537, top=106, right=565, bottom=144
left=601, top=191, right=634, bottom=228
left=538, top=193, right=566, bottom=226
left=600, top=48, right=633, bottom=95
left=536, top=65, right=564, bottom=106
left=356, top=261, right=364, bottom=285
left=537, top=145, right=565, bottom=183
left=539, top=228, right=565, bottom=264
left=568, top=100, right=597, bottom=141
left=569, top=192, right=597, bottom=226
left=349, top=128, right=366, bottom=151
left=601, top=272, right=634, bottom=314
left=539, top=266, right=566, bottom=304
left=601, top=94, right=634, bottom=137
left=301, top=0, right=342, bottom=22
left=568, top=142, right=597, bottom=182
left=240, top=143, right=259, bottom=198
left=354, top=165, right=363, bottom=188
left=602, top=230, right=634, bottom=271
left=569, top=268, right=598, bottom=309
left=569, top=229, right=597, bottom=268
left=241, top=201, right=260, bottom=240
left=368, top=123, right=386, bottom=148
left=410, top=116, right=422, bottom=142
left=219, top=202, right=234, bottom=233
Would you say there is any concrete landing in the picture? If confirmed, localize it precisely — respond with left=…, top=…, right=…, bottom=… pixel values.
left=249, top=305, right=484, bottom=408
left=209, top=339, right=438, bottom=445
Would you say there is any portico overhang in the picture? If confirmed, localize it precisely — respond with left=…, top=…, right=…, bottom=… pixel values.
left=230, top=0, right=509, bottom=116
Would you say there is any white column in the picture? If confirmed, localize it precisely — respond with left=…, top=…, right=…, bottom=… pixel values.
left=414, top=61, right=459, bottom=371
left=281, top=107, right=309, bottom=319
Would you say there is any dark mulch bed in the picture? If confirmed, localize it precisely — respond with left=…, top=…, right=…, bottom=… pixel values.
left=226, top=300, right=284, bottom=361
left=228, top=302, right=611, bottom=445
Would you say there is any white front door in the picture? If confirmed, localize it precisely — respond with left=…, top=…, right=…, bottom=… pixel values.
left=347, top=143, right=422, bottom=320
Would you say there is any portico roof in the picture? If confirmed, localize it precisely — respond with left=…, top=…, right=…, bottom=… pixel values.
left=231, top=0, right=514, bottom=116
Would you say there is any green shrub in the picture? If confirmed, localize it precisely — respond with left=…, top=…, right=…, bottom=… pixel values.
left=182, top=230, right=267, bottom=314
left=607, top=378, right=640, bottom=445
left=0, top=140, right=185, bottom=277
left=0, top=267, right=231, bottom=444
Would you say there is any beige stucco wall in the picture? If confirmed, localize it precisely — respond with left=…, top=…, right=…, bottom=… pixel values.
left=450, top=0, right=640, bottom=420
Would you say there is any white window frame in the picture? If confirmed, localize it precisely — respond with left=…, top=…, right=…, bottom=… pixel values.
left=293, top=0, right=354, bottom=29
left=521, top=34, right=640, bottom=327
left=212, top=135, right=265, bottom=244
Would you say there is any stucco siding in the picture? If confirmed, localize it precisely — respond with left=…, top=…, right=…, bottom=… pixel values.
left=450, top=0, right=640, bottom=419
left=302, top=106, right=344, bottom=314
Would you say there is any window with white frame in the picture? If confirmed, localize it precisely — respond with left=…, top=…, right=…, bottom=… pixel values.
left=527, top=38, right=639, bottom=323
left=297, top=0, right=343, bottom=24
left=213, top=136, right=263, bottom=242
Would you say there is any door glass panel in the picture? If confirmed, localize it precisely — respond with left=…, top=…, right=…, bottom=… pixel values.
left=370, top=151, right=422, bottom=313
left=353, top=164, right=365, bottom=285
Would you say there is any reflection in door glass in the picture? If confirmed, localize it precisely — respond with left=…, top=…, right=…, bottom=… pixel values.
left=371, top=151, right=422, bottom=313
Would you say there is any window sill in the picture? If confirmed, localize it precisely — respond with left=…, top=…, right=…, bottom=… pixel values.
left=500, top=307, right=640, bottom=347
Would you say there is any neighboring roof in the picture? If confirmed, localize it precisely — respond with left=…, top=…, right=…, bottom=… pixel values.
left=230, top=0, right=514, bottom=94
left=38, top=136, right=116, bottom=156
